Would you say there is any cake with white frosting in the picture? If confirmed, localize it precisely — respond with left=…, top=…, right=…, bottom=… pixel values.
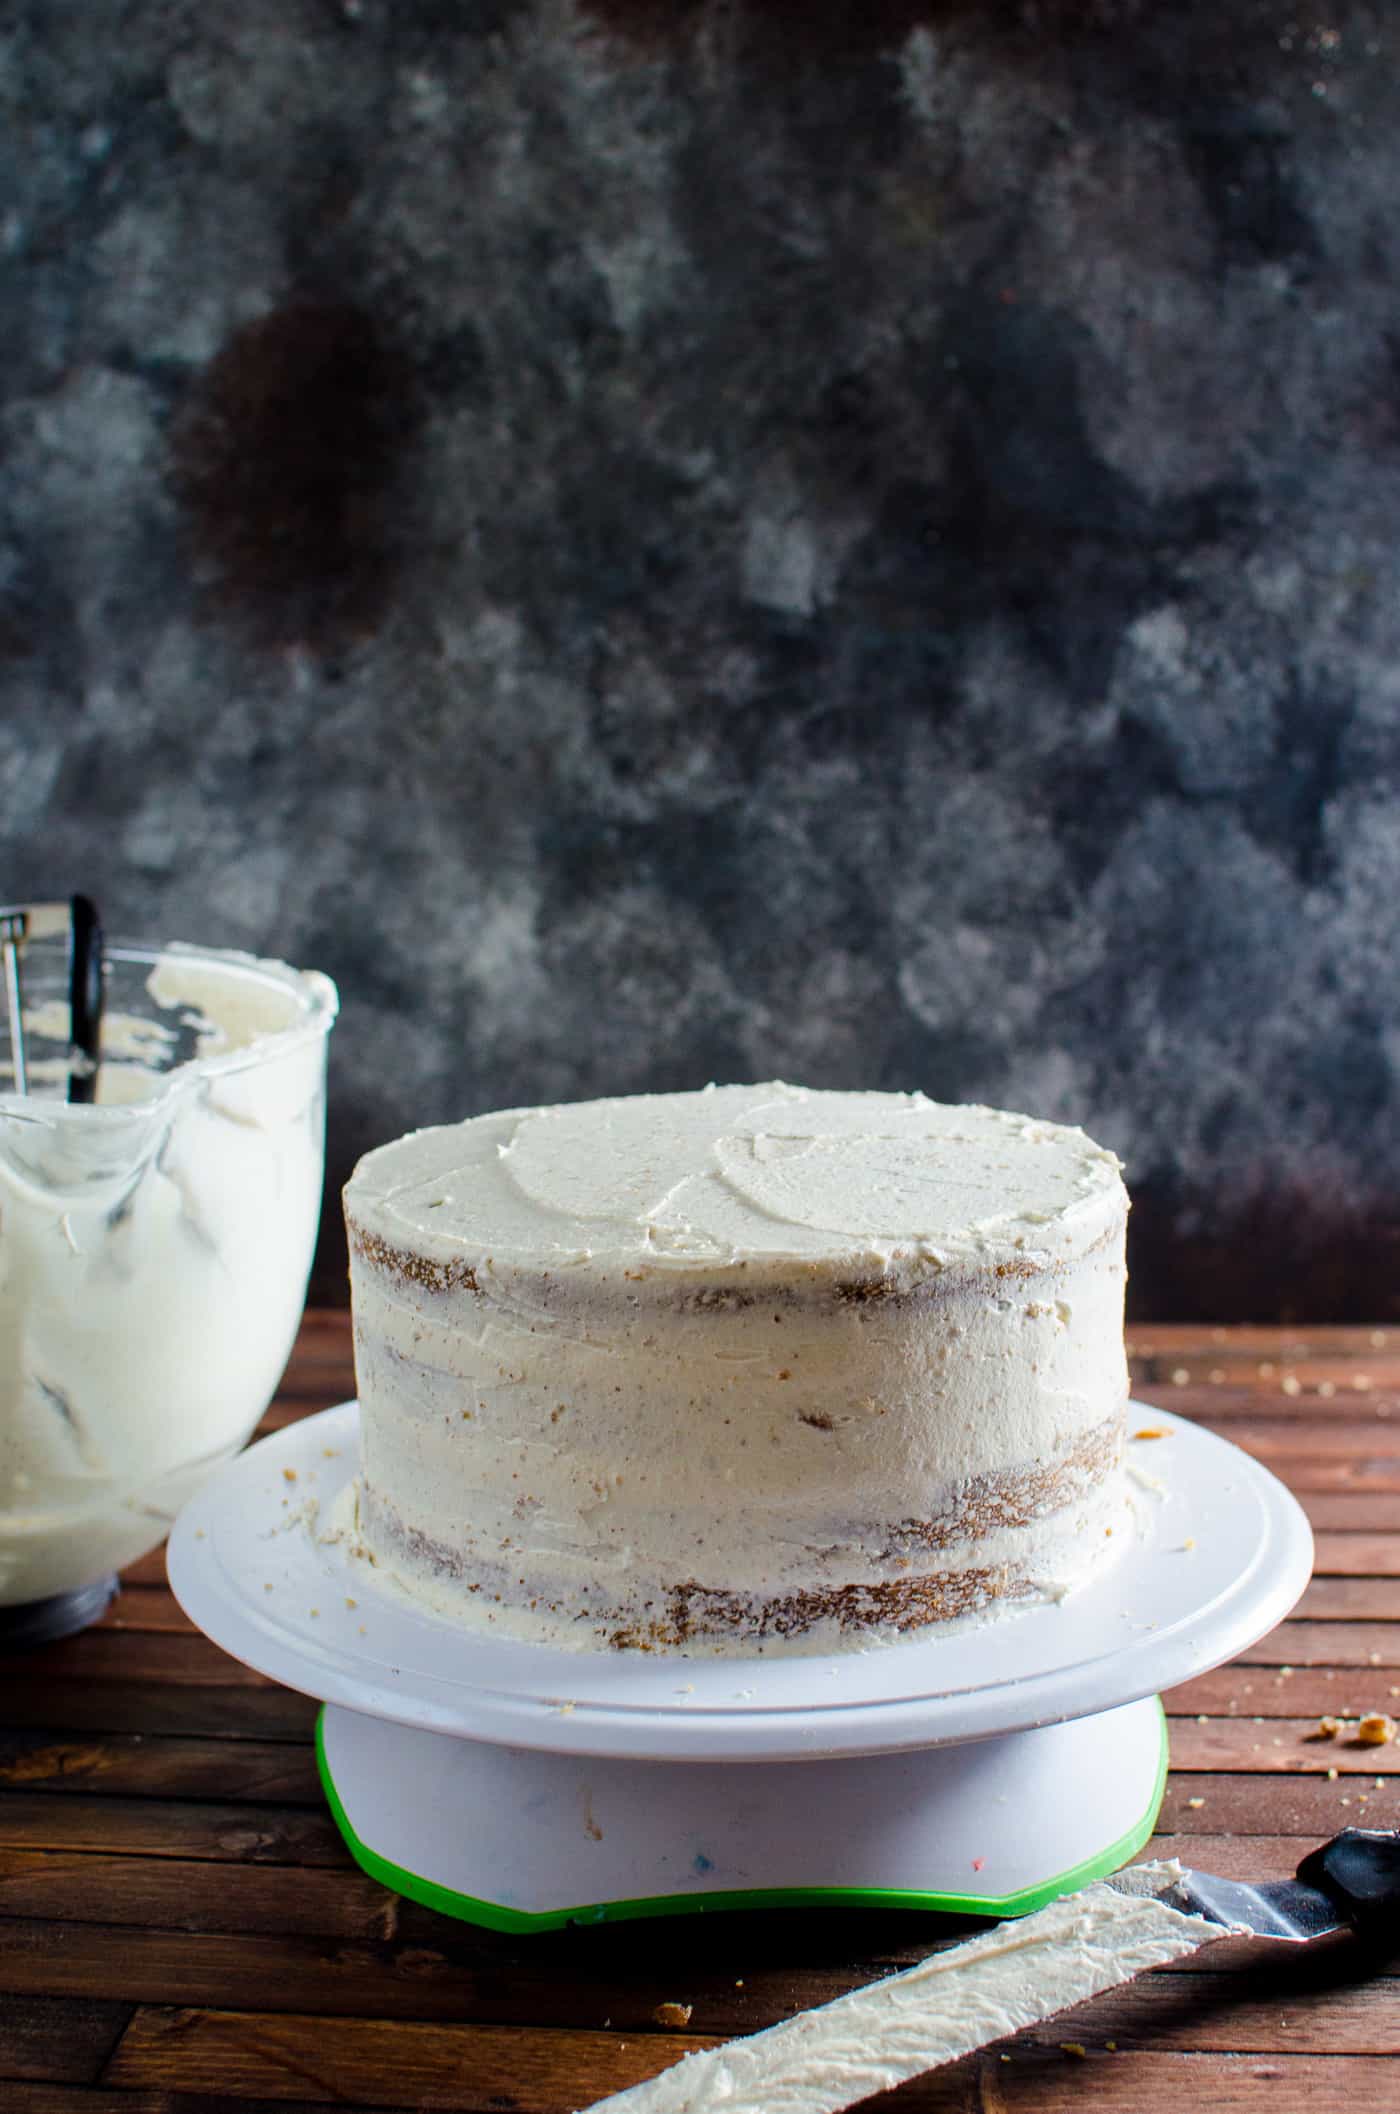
left=344, top=1083, right=1130, bottom=1652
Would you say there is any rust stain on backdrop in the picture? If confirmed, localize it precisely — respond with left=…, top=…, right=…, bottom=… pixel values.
left=170, top=301, right=415, bottom=654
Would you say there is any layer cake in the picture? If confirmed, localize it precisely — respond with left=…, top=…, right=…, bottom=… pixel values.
left=344, top=1083, right=1130, bottom=1651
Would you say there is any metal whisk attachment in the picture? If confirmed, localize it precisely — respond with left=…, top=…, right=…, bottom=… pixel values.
left=0, top=895, right=105, bottom=1103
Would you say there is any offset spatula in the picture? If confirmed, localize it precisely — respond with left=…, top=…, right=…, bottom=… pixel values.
left=584, top=1830, right=1400, bottom=2114
left=1161, top=1825, right=1400, bottom=1944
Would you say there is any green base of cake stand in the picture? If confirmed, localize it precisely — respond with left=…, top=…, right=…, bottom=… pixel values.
left=316, top=1696, right=1169, bottom=1934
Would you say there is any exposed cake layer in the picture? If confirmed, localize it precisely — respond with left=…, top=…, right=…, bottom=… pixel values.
left=353, top=1422, right=1126, bottom=1650
left=344, top=1084, right=1130, bottom=1652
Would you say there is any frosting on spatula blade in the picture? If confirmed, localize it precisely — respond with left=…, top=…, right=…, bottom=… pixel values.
left=580, top=1862, right=1223, bottom=2114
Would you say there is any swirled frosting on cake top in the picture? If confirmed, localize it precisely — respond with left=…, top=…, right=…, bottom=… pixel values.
left=348, top=1082, right=1124, bottom=1280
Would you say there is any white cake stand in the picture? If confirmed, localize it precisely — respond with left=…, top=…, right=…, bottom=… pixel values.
left=168, top=1402, right=1312, bottom=1931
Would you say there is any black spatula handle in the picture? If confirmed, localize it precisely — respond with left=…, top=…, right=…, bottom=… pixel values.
left=1296, top=1829, right=1400, bottom=1946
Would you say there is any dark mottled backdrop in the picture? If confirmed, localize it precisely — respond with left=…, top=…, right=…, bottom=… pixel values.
left=2, top=2, right=1398, bottom=1317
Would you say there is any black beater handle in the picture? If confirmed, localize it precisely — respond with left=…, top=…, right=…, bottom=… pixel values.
left=66, top=893, right=103, bottom=1104
left=1296, top=1829, right=1400, bottom=1947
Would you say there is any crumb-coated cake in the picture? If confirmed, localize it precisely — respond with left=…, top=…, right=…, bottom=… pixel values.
left=343, top=1083, right=1131, bottom=1652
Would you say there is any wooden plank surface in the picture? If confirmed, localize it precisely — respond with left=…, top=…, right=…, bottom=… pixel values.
left=1, top=1318, right=1396, bottom=2113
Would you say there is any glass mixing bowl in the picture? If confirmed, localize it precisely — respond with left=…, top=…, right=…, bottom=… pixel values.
left=0, top=940, right=338, bottom=1642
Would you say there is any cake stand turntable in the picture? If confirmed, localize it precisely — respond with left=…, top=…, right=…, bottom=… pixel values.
left=168, top=1403, right=1312, bottom=1932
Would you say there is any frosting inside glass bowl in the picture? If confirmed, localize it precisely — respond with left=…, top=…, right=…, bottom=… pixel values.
left=0, top=942, right=337, bottom=1604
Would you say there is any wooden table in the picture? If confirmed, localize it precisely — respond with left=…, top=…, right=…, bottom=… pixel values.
left=3, top=1318, right=1397, bottom=2112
